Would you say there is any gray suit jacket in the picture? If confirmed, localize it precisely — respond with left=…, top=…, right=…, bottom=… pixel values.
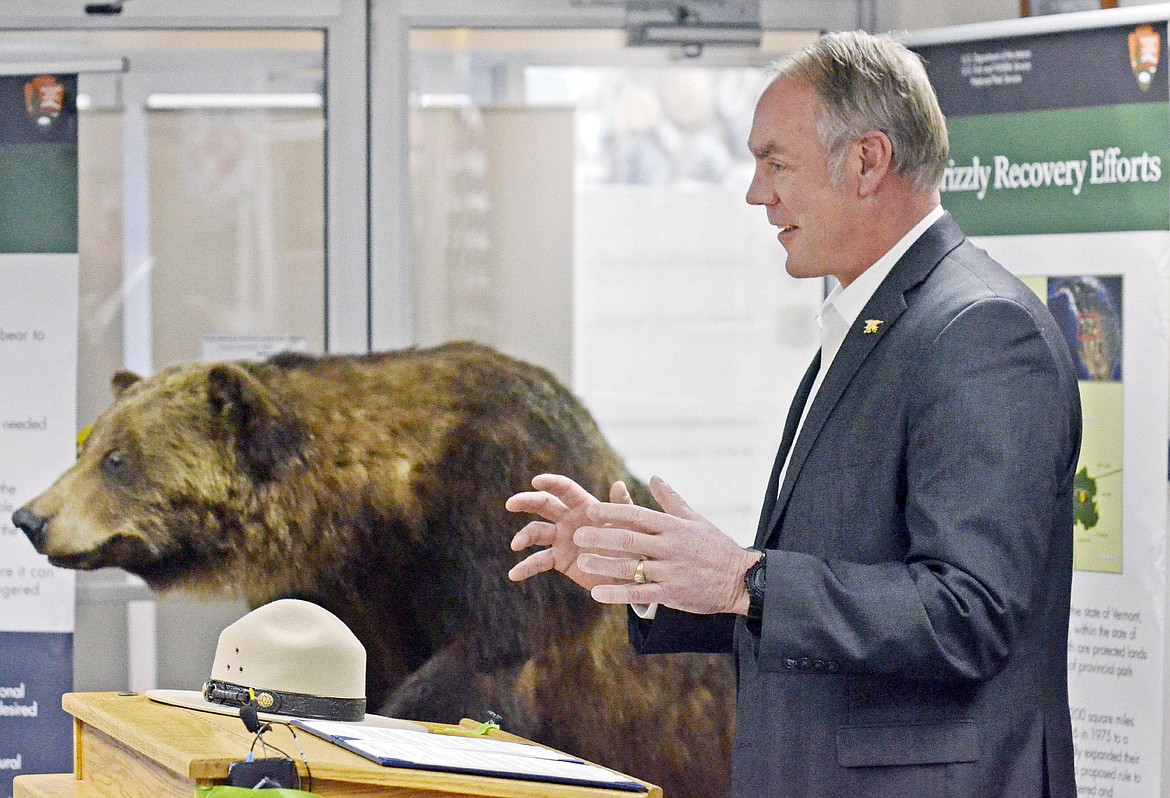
left=630, top=214, right=1082, bottom=798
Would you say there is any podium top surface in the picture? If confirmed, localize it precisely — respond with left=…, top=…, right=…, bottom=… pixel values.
left=62, top=692, right=661, bottom=798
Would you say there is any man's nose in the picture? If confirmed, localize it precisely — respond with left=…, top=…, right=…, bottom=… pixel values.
left=745, top=170, right=774, bottom=206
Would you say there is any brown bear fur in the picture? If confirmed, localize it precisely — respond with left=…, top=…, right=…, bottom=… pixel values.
left=15, top=342, right=733, bottom=798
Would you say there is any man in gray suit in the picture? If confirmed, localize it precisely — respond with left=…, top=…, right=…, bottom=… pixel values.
left=507, top=30, right=1081, bottom=798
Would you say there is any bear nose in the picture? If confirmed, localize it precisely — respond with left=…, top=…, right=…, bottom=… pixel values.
left=12, top=507, right=47, bottom=548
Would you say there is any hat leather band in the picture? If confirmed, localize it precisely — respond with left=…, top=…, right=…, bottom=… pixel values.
left=202, top=678, right=366, bottom=722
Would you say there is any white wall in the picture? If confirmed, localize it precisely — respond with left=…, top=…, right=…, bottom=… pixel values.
left=894, top=0, right=1020, bottom=32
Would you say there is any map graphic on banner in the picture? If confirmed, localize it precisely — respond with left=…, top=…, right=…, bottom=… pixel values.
left=0, top=72, right=79, bottom=798
left=1022, top=275, right=1125, bottom=574
left=916, top=17, right=1170, bottom=797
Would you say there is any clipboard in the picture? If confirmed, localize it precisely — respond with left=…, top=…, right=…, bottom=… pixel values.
left=291, top=719, right=649, bottom=793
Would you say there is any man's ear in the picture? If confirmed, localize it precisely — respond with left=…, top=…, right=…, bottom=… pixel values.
left=855, top=130, right=895, bottom=197
left=207, top=364, right=305, bottom=479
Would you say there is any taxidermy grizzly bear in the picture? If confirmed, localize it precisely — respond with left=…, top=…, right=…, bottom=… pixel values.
left=14, top=341, right=733, bottom=798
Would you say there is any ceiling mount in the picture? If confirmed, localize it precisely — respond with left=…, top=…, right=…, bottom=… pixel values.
left=84, top=1, right=124, bottom=15
left=623, top=1, right=762, bottom=57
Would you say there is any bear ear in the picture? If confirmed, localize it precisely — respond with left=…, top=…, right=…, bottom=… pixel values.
left=111, top=370, right=142, bottom=400
left=207, top=364, right=305, bottom=480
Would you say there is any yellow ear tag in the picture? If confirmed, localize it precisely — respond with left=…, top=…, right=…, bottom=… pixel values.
left=76, top=424, right=94, bottom=457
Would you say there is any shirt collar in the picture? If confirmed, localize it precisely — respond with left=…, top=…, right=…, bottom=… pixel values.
left=818, top=205, right=945, bottom=332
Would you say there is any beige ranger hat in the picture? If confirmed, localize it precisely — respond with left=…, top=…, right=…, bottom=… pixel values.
left=146, top=598, right=422, bottom=730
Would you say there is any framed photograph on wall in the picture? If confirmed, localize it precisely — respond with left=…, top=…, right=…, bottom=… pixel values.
left=1021, top=0, right=1117, bottom=15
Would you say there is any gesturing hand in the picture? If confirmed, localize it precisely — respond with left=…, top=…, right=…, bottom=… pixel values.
left=575, top=475, right=757, bottom=616
left=506, top=474, right=634, bottom=592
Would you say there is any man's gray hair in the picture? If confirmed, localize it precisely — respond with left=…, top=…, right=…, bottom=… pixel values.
left=773, top=30, right=949, bottom=191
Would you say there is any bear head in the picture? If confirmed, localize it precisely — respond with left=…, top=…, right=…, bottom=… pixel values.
left=14, top=361, right=309, bottom=595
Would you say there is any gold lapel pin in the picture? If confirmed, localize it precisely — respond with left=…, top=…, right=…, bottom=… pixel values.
left=863, top=319, right=883, bottom=334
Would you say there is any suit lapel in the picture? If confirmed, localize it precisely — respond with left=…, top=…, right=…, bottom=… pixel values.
left=761, top=214, right=968, bottom=543
left=754, top=352, right=820, bottom=547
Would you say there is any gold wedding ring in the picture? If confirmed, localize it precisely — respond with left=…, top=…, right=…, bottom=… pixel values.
left=633, top=558, right=648, bottom=584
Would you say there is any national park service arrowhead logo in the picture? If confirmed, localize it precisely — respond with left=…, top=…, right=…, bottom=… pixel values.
left=23, top=74, right=66, bottom=129
left=1128, top=24, right=1161, bottom=92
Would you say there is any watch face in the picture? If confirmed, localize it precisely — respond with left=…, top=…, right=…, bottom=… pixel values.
left=746, top=554, right=766, bottom=597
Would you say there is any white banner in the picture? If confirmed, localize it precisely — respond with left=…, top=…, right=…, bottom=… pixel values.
left=0, top=253, right=79, bottom=633
left=978, top=230, right=1170, bottom=795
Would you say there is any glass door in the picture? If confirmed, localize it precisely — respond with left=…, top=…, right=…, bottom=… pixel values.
left=0, top=2, right=368, bottom=695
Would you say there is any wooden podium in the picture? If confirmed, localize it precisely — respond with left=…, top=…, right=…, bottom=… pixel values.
left=14, top=693, right=661, bottom=798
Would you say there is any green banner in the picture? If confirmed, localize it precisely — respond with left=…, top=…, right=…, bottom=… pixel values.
left=0, top=71, right=79, bottom=798
left=0, top=143, right=78, bottom=254
left=942, top=103, right=1170, bottom=235
left=0, top=74, right=78, bottom=254
left=918, top=20, right=1170, bottom=797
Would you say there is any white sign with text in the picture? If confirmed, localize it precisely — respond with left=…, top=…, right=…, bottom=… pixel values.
left=0, top=253, right=78, bottom=633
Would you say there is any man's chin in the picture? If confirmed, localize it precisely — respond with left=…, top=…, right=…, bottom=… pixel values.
left=781, top=252, right=836, bottom=282
left=782, top=258, right=817, bottom=281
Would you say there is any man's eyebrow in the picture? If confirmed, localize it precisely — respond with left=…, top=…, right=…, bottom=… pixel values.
left=750, top=144, right=775, bottom=159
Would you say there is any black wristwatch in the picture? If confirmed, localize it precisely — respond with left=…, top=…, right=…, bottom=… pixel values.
left=744, top=548, right=766, bottom=621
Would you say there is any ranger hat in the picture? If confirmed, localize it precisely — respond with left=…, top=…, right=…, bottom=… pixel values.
left=146, top=598, right=421, bottom=729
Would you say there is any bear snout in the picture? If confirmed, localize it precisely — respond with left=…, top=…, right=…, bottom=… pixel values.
left=12, top=507, right=48, bottom=548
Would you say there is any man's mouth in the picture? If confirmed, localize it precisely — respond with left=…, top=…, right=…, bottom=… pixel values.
left=776, top=225, right=796, bottom=235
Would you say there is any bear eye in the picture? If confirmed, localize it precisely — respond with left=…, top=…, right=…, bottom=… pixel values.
left=101, top=450, right=127, bottom=475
